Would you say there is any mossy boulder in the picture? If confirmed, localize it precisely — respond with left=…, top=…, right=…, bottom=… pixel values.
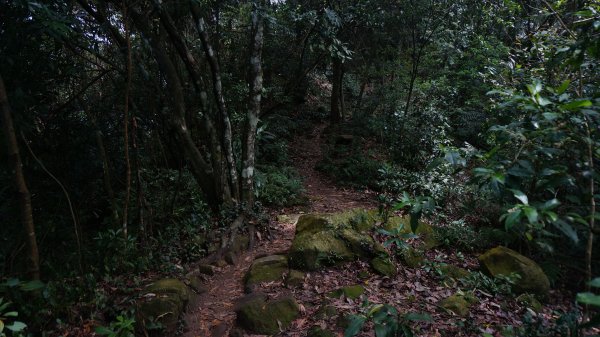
left=244, top=255, right=288, bottom=292
left=384, top=216, right=440, bottom=249
left=328, top=285, right=365, bottom=299
left=146, top=279, right=189, bottom=304
left=289, top=213, right=381, bottom=270
left=438, top=293, right=473, bottom=316
left=400, top=248, right=425, bottom=268
left=315, top=305, right=338, bottom=319
left=371, top=257, right=397, bottom=277
left=296, top=214, right=331, bottom=234
left=235, top=293, right=300, bottom=335
left=137, top=279, right=190, bottom=333
left=285, top=269, right=305, bottom=287
left=439, top=264, right=470, bottom=280
left=479, top=246, right=550, bottom=297
left=308, top=326, right=335, bottom=337
left=289, top=229, right=355, bottom=270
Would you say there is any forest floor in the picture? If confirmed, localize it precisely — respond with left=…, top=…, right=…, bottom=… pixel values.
left=182, top=123, right=573, bottom=337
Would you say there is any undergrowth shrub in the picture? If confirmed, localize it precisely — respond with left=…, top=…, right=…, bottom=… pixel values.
left=255, top=165, right=305, bottom=207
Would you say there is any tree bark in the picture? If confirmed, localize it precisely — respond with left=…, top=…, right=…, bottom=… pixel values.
left=242, top=3, right=264, bottom=206
left=0, top=74, right=40, bottom=280
left=191, top=6, right=240, bottom=203
left=330, top=57, right=343, bottom=124
left=128, top=8, right=221, bottom=209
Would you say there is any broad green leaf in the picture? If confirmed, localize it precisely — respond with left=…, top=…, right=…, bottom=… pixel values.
left=577, top=292, right=600, bottom=307
left=6, top=321, right=26, bottom=332
left=95, top=326, right=114, bottom=335
left=556, top=80, right=570, bottom=94
left=3, top=311, right=18, bottom=317
left=552, top=219, right=578, bottom=243
left=504, top=209, right=522, bottom=230
left=20, top=280, right=45, bottom=292
left=541, top=199, right=560, bottom=210
left=510, top=189, right=529, bottom=205
left=0, top=319, right=4, bottom=333
left=589, top=278, right=600, bottom=288
left=344, top=315, right=367, bottom=337
left=561, top=99, right=592, bottom=111
left=523, top=207, right=538, bottom=223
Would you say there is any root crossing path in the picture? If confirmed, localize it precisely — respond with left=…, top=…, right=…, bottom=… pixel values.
left=183, top=124, right=375, bottom=337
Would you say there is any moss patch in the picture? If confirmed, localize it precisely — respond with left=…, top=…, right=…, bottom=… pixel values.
left=438, top=293, right=473, bottom=316
left=308, top=326, right=335, bottom=337
left=479, top=246, right=550, bottom=297
left=371, top=257, right=397, bottom=277
left=245, top=255, right=288, bottom=292
left=235, top=294, right=300, bottom=335
left=328, top=285, right=365, bottom=299
left=439, top=264, right=470, bottom=280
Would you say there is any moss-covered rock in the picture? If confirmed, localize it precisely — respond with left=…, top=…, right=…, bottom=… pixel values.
left=231, top=235, right=250, bottom=255
left=315, top=305, right=338, bottom=319
left=383, top=216, right=440, bottom=249
left=438, top=293, right=472, bottom=316
left=285, top=269, right=305, bottom=287
left=296, top=214, right=331, bottom=234
left=137, top=296, right=182, bottom=332
left=479, top=246, right=550, bottom=297
left=328, top=285, right=365, bottom=299
left=400, top=248, right=425, bottom=268
left=308, top=326, right=335, bottom=337
left=146, top=279, right=189, bottom=304
left=244, top=255, right=288, bottom=292
left=288, top=229, right=355, bottom=270
left=439, top=264, right=470, bottom=280
left=235, top=294, right=300, bottom=335
left=137, top=278, right=190, bottom=333
left=371, top=257, right=397, bottom=277
left=289, top=213, right=383, bottom=270
left=339, top=228, right=378, bottom=256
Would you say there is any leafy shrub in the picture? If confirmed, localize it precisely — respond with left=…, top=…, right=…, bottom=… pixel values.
left=434, top=219, right=493, bottom=252
left=459, top=271, right=521, bottom=296
left=344, top=301, right=431, bottom=337
left=255, top=166, right=305, bottom=206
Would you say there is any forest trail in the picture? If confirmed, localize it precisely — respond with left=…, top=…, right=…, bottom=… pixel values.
left=182, top=123, right=375, bottom=337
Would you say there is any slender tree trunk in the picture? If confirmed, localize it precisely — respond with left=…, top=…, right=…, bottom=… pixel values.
left=192, top=8, right=240, bottom=203
left=242, top=3, right=264, bottom=206
left=330, top=58, right=343, bottom=124
left=95, top=129, right=120, bottom=226
left=128, top=8, right=222, bottom=210
left=339, top=64, right=346, bottom=120
left=0, top=74, right=40, bottom=280
left=122, top=2, right=132, bottom=238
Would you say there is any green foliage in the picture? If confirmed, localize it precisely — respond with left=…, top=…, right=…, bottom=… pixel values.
left=344, top=301, right=431, bottom=337
left=255, top=166, right=305, bottom=206
left=458, top=271, right=521, bottom=296
left=434, top=220, right=493, bottom=252
left=0, top=298, right=26, bottom=337
left=95, top=314, right=135, bottom=337
left=576, top=277, right=600, bottom=331
left=478, top=81, right=599, bottom=250
left=377, top=223, right=418, bottom=251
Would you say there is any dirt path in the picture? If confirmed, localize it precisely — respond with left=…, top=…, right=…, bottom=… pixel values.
left=288, top=124, right=376, bottom=213
left=182, top=123, right=375, bottom=337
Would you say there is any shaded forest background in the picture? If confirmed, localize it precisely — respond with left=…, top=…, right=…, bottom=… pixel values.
left=0, top=0, right=599, bottom=335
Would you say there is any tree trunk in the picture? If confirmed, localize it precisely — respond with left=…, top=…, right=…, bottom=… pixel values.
left=0, top=74, right=40, bottom=280
left=241, top=3, right=264, bottom=206
left=192, top=8, right=240, bottom=203
left=330, top=57, right=343, bottom=124
left=95, top=129, right=120, bottom=226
